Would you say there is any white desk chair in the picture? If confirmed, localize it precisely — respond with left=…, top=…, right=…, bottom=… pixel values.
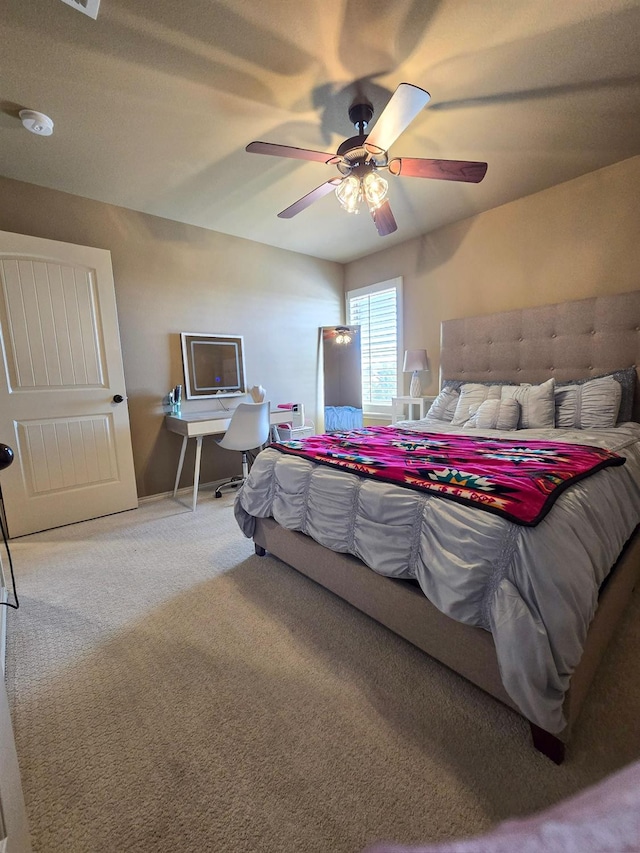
left=214, top=402, right=271, bottom=499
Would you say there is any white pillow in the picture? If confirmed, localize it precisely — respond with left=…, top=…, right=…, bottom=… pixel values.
left=464, top=398, right=521, bottom=430
left=500, top=378, right=556, bottom=429
left=451, top=383, right=502, bottom=426
left=424, top=387, right=459, bottom=422
left=555, top=376, right=622, bottom=429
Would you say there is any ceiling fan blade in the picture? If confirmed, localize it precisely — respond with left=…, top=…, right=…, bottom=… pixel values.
left=370, top=200, right=397, bottom=236
left=389, top=158, right=488, bottom=183
left=246, top=141, right=339, bottom=164
left=277, top=179, right=342, bottom=219
left=364, top=83, right=431, bottom=156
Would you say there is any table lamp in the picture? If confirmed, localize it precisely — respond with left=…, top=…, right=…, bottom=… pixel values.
left=403, top=349, right=428, bottom=397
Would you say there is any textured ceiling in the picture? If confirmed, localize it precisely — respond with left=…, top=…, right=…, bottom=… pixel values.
left=1, top=0, right=640, bottom=263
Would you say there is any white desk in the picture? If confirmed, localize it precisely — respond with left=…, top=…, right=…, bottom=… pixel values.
left=391, top=396, right=435, bottom=423
left=165, top=409, right=293, bottom=510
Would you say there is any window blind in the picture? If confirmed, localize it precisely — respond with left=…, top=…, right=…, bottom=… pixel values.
left=348, top=286, right=398, bottom=406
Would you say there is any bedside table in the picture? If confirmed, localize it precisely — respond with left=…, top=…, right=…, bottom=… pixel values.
left=391, top=396, right=435, bottom=423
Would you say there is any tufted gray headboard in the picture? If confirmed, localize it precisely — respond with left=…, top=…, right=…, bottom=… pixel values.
left=440, top=290, right=640, bottom=422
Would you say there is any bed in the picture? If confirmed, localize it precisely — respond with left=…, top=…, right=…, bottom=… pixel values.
left=235, top=291, right=640, bottom=763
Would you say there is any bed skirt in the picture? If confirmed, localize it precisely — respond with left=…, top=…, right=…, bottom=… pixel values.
left=252, top=516, right=640, bottom=761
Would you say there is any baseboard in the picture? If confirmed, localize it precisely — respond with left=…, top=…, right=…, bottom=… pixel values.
left=138, top=478, right=232, bottom=505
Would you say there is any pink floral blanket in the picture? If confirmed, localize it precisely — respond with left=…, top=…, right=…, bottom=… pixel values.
left=272, top=426, right=625, bottom=526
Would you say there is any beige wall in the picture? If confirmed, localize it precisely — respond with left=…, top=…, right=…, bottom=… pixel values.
left=2, top=155, right=638, bottom=498
left=0, top=177, right=344, bottom=497
left=346, top=156, right=640, bottom=397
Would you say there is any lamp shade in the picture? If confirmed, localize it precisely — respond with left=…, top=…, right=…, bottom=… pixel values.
left=403, top=349, right=428, bottom=373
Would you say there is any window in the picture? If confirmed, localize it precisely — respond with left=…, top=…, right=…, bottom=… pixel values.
left=346, top=277, right=402, bottom=414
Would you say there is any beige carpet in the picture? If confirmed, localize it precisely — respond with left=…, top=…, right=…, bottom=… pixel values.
left=5, top=492, right=640, bottom=853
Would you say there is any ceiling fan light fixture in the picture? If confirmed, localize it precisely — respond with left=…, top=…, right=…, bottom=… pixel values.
left=335, top=174, right=362, bottom=214
left=362, top=171, right=388, bottom=210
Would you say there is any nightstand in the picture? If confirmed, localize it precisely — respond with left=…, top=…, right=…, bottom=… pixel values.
left=391, top=395, right=435, bottom=423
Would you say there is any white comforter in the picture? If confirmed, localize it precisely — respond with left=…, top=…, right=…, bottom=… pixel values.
left=235, top=421, right=640, bottom=732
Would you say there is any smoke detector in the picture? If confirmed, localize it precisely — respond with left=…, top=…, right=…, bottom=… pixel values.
left=19, top=110, right=54, bottom=137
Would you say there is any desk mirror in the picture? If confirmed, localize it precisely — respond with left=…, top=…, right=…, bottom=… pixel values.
left=181, top=332, right=246, bottom=399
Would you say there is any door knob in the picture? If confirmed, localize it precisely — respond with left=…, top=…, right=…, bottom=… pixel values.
left=0, top=443, right=14, bottom=470
left=113, top=394, right=124, bottom=404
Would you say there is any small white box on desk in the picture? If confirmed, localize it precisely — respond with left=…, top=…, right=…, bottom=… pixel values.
left=290, top=403, right=305, bottom=427
left=275, top=425, right=314, bottom=441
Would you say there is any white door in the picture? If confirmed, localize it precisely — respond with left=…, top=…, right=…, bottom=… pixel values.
left=0, top=231, right=138, bottom=537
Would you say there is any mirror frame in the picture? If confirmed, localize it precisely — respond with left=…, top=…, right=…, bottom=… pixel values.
left=180, top=332, right=247, bottom=399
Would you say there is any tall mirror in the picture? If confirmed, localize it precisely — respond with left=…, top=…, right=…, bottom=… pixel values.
left=321, top=326, right=362, bottom=432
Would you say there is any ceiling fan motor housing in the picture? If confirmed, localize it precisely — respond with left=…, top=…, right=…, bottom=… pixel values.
left=336, top=101, right=388, bottom=172
left=336, top=134, right=387, bottom=175
left=348, top=102, right=374, bottom=133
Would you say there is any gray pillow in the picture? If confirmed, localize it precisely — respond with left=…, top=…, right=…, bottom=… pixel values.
left=443, top=378, right=510, bottom=393
left=443, top=368, right=637, bottom=423
left=424, top=387, right=459, bottom=422
left=463, top=398, right=521, bottom=430
left=501, top=378, right=556, bottom=429
left=451, top=383, right=502, bottom=426
left=555, top=368, right=636, bottom=424
left=555, top=376, right=622, bottom=429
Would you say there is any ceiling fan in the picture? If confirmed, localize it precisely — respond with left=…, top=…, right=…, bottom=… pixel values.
left=246, top=83, right=488, bottom=237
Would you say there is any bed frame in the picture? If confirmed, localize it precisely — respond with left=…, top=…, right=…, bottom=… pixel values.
left=253, top=290, right=640, bottom=763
